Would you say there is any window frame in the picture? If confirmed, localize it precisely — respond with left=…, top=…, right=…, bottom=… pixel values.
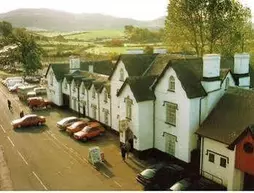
left=220, top=157, right=227, bottom=168
left=125, top=97, right=132, bottom=120
left=208, top=153, right=215, bottom=163
left=168, top=76, right=175, bottom=92
left=119, top=68, right=124, bottom=81
left=165, top=102, right=177, bottom=126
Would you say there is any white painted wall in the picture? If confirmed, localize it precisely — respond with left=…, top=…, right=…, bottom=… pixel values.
left=70, top=79, right=78, bottom=111
left=88, top=84, right=99, bottom=120
left=110, top=60, right=129, bottom=131
left=118, top=84, right=138, bottom=148
left=200, top=73, right=235, bottom=123
left=79, top=81, right=88, bottom=116
left=239, top=76, right=250, bottom=88
left=201, top=80, right=221, bottom=93
left=154, top=68, right=192, bottom=162
left=201, top=137, right=244, bottom=190
left=46, top=67, right=63, bottom=106
left=99, top=87, right=111, bottom=127
left=234, top=53, right=250, bottom=74
left=62, top=78, right=70, bottom=95
left=138, top=101, right=154, bottom=151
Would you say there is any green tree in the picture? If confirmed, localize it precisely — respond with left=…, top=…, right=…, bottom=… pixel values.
left=0, top=22, right=43, bottom=75
left=164, top=0, right=252, bottom=56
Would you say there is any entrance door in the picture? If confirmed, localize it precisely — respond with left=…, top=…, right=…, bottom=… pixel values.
left=63, top=94, right=69, bottom=108
left=165, top=133, right=177, bottom=156
left=244, top=173, right=254, bottom=190
left=83, top=105, right=86, bottom=117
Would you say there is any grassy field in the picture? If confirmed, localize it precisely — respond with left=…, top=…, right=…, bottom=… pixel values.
left=63, top=30, right=124, bottom=41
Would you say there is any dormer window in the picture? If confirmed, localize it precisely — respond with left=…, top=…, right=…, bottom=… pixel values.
left=92, top=87, right=96, bottom=99
left=168, top=76, right=175, bottom=92
left=120, top=68, right=124, bottom=81
left=50, top=72, right=54, bottom=86
left=104, top=90, right=108, bottom=103
left=225, top=77, right=229, bottom=90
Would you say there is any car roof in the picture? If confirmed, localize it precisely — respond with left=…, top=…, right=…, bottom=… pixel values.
left=24, top=114, right=37, bottom=118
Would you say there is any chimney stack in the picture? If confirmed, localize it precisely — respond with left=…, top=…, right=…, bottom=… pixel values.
left=234, top=53, right=250, bottom=74
left=69, top=55, right=80, bottom=73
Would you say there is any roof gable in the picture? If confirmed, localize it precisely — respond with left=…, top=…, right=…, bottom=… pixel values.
left=117, top=76, right=156, bottom=102
left=109, top=54, right=158, bottom=80
left=46, top=63, right=69, bottom=82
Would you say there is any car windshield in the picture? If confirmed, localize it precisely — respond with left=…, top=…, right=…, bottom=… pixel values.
left=140, top=169, right=156, bottom=179
left=170, top=180, right=191, bottom=191
left=82, top=126, right=91, bottom=132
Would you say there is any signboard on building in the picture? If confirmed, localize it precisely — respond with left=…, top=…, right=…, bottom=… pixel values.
left=119, top=120, right=129, bottom=132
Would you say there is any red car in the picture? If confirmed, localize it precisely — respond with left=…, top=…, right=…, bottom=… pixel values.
left=66, top=118, right=90, bottom=135
left=73, top=122, right=105, bottom=141
left=11, top=114, right=46, bottom=129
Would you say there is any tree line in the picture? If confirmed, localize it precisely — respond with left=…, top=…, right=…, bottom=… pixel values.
left=0, top=21, right=43, bottom=75
left=164, top=0, right=252, bottom=57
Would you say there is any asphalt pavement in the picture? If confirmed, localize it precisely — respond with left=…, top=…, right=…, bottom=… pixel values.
left=0, top=83, right=145, bottom=190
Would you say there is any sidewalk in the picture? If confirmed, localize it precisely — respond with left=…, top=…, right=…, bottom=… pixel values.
left=0, top=146, right=13, bottom=190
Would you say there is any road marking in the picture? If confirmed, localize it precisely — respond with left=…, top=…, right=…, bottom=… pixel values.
left=114, top=180, right=122, bottom=187
left=7, top=136, right=15, bottom=147
left=0, top=125, right=6, bottom=133
left=32, top=171, right=48, bottom=190
left=103, top=172, right=110, bottom=178
left=17, top=150, right=28, bottom=165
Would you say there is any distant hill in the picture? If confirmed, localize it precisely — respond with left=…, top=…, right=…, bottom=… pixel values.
left=0, top=8, right=166, bottom=31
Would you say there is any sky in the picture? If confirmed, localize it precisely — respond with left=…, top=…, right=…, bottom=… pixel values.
left=0, top=0, right=254, bottom=21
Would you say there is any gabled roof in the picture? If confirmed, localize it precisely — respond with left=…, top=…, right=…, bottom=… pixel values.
left=108, top=54, right=158, bottom=80
left=45, top=63, right=69, bottom=81
left=151, top=57, right=207, bottom=98
left=196, top=87, right=254, bottom=146
left=117, top=76, right=157, bottom=102
left=80, top=60, right=114, bottom=75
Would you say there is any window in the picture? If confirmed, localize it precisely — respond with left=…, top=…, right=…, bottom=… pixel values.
left=119, top=68, right=124, bottom=81
left=50, top=72, right=54, bottom=86
left=82, top=85, right=85, bottom=95
left=220, top=157, right=227, bottom=168
left=225, top=77, right=229, bottom=90
left=72, top=83, right=76, bottom=92
left=64, top=81, right=68, bottom=90
left=165, top=102, right=178, bottom=126
left=243, top=142, right=254, bottom=153
left=168, top=76, right=175, bottom=91
left=104, top=90, right=108, bottom=103
left=208, top=153, right=215, bottom=163
left=92, top=105, right=97, bottom=119
left=164, top=133, right=177, bottom=156
left=104, top=111, right=109, bottom=125
left=125, top=96, right=132, bottom=120
left=92, top=87, right=96, bottom=99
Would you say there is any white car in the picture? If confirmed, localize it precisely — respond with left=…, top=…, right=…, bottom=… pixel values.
left=8, top=82, right=24, bottom=92
left=56, top=117, right=80, bottom=130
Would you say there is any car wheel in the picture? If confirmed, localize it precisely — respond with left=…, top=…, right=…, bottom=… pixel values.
left=38, top=122, right=42, bottom=126
left=82, top=137, right=87, bottom=142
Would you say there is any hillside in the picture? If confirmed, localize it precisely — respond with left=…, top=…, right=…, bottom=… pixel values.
left=0, top=8, right=165, bottom=31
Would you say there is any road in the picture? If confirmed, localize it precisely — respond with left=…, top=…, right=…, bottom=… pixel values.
left=0, top=83, right=144, bottom=190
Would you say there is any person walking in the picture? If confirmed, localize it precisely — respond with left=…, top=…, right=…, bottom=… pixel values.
left=125, top=140, right=131, bottom=158
left=20, top=110, right=24, bottom=118
left=7, top=99, right=12, bottom=110
left=121, top=145, right=126, bottom=161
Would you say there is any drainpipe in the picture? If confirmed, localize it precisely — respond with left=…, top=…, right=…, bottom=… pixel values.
left=87, top=88, right=89, bottom=117
left=78, top=84, right=80, bottom=117
left=110, top=91, right=112, bottom=129
left=199, top=96, right=205, bottom=175
left=153, top=100, right=155, bottom=148
left=98, top=92, right=100, bottom=122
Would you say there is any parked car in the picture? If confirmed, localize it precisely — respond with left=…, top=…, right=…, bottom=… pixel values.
left=8, top=82, right=24, bottom=92
left=136, top=163, right=186, bottom=190
left=57, top=117, right=80, bottom=131
left=34, top=87, right=47, bottom=95
left=27, top=97, right=52, bottom=110
left=11, top=114, right=46, bottom=129
left=66, top=118, right=90, bottom=135
left=73, top=122, right=105, bottom=141
left=169, top=176, right=226, bottom=191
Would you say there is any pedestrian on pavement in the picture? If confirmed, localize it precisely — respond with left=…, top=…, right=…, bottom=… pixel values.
left=125, top=140, right=131, bottom=158
left=7, top=99, right=12, bottom=110
left=121, top=145, right=126, bottom=161
left=20, top=110, right=24, bottom=118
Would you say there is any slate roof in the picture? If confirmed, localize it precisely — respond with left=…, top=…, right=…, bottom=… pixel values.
left=196, top=87, right=254, bottom=145
left=108, top=54, right=158, bottom=80
left=80, top=60, right=114, bottom=75
left=45, top=63, right=69, bottom=81
left=150, top=55, right=254, bottom=99
left=117, top=76, right=157, bottom=102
